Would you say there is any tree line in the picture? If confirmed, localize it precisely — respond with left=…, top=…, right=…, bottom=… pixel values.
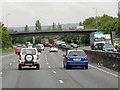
left=17, top=14, right=120, bottom=45
left=0, top=22, right=12, bottom=48
left=24, top=20, right=62, bottom=32
left=1, top=14, right=119, bottom=48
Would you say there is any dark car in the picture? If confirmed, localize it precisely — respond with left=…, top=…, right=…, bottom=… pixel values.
left=63, top=50, right=88, bottom=69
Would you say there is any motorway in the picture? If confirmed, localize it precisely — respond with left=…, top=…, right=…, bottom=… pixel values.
left=1, top=47, right=119, bottom=88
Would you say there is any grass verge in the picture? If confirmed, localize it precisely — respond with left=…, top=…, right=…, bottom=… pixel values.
left=0, top=47, right=15, bottom=56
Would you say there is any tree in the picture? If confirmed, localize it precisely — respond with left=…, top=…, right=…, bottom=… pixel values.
left=24, top=25, right=29, bottom=32
left=116, top=16, right=120, bottom=36
left=79, top=22, right=82, bottom=26
left=57, top=23, right=62, bottom=31
left=0, top=22, right=7, bottom=31
left=35, top=20, right=41, bottom=31
left=52, top=22, right=56, bottom=31
left=83, top=17, right=96, bottom=29
left=0, top=22, right=12, bottom=48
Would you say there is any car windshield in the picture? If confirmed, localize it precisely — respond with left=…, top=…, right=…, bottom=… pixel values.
left=94, top=38, right=105, bottom=42
left=105, top=44, right=114, bottom=48
left=68, top=51, right=86, bottom=56
left=22, top=49, right=36, bottom=55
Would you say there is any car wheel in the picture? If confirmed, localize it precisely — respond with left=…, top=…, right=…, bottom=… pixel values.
left=65, top=65, right=69, bottom=69
left=84, top=65, right=88, bottom=69
left=64, top=64, right=65, bottom=68
left=18, top=64, right=22, bottom=70
left=36, top=64, right=40, bottom=70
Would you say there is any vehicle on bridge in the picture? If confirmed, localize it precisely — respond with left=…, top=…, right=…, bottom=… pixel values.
left=18, top=48, right=40, bottom=70
left=90, top=32, right=105, bottom=50
left=63, top=49, right=88, bottom=69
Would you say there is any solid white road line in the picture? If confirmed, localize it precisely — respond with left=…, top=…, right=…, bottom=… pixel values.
left=48, top=66, right=51, bottom=68
left=89, top=64, right=120, bottom=77
left=52, top=71, right=56, bottom=74
left=59, top=80, right=64, bottom=84
left=0, top=72, right=3, bottom=75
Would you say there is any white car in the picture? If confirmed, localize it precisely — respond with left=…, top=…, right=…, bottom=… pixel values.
left=61, top=41, right=66, bottom=47
left=38, top=44, right=44, bottom=51
left=49, top=47, right=58, bottom=52
left=18, top=48, right=40, bottom=70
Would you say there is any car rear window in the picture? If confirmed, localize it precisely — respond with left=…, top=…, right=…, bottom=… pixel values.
left=68, top=51, right=86, bottom=56
left=22, top=49, right=36, bottom=55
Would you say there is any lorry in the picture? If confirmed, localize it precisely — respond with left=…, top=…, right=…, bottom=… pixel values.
left=111, top=31, right=120, bottom=48
left=90, top=32, right=105, bottom=50
left=103, top=34, right=112, bottom=44
left=76, top=26, right=84, bottom=30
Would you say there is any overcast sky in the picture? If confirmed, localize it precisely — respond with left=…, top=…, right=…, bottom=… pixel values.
left=1, top=0, right=119, bottom=27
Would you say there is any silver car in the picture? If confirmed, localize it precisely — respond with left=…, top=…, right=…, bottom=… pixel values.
left=102, top=44, right=117, bottom=52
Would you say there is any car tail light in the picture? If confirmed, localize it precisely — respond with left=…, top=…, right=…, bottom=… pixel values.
left=19, top=55, right=22, bottom=60
left=85, top=56, right=88, bottom=60
left=66, top=57, right=70, bottom=60
left=34, top=61, right=38, bottom=64
left=21, top=62, right=24, bottom=64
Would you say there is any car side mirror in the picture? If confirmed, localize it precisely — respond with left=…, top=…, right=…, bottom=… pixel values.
left=63, top=54, right=66, bottom=57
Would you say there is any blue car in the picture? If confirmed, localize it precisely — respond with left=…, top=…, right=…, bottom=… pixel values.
left=63, top=50, right=88, bottom=69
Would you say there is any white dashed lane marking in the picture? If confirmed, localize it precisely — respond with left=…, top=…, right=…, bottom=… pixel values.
left=59, top=80, right=64, bottom=84
left=52, top=71, right=56, bottom=74
left=48, top=66, right=51, bottom=68
left=46, top=63, right=49, bottom=65
left=0, top=72, right=3, bottom=75
left=5, top=67, right=8, bottom=69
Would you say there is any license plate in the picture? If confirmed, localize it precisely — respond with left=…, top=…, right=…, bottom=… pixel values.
left=74, top=58, right=81, bottom=60
left=25, top=63, right=33, bottom=65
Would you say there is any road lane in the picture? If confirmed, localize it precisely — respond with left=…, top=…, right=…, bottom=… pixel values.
left=2, top=47, right=119, bottom=88
left=45, top=47, right=118, bottom=88
left=2, top=51, right=62, bottom=88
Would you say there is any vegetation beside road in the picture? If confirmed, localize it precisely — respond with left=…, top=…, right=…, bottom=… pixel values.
left=0, top=47, right=15, bottom=56
left=15, top=14, right=119, bottom=45
left=0, top=22, right=13, bottom=55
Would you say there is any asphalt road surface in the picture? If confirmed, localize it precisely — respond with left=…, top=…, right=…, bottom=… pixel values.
left=1, top=47, right=119, bottom=88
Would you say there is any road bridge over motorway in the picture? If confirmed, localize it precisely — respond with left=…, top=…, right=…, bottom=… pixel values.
left=9, top=29, right=98, bottom=37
